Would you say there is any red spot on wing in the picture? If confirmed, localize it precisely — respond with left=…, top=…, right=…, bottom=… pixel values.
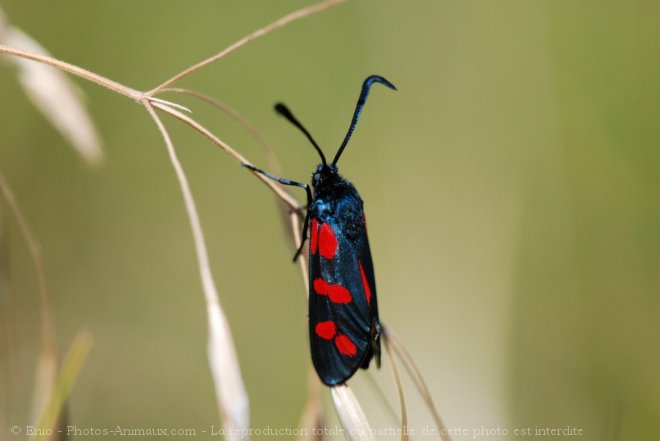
left=334, top=334, right=357, bottom=357
left=359, top=261, right=372, bottom=306
left=314, top=278, right=352, bottom=304
left=315, top=321, right=337, bottom=340
left=313, top=278, right=329, bottom=295
left=318, top=223, right=338, bottom=259
left=310, top=218, right=319, bottom=255
left=313, top=278, right=353, bottom=303
left=327, top=285, right=352, bottom=303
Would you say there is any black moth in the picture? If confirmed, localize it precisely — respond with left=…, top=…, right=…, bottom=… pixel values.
left=244, top=75, right=396, bottom=385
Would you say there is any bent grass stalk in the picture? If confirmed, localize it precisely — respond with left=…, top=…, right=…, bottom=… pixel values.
left=148, top=0, right=345, bottom=95
left=0, top=174, right=60, bottom=430
left=144, top=102, right=249, bottom=438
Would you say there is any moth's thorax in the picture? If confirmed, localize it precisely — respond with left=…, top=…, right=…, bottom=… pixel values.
left=310, top=165, right=364, bottom=241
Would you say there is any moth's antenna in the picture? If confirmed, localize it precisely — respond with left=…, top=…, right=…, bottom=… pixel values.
left=275, top=103, right=327, bottom=167
left=332, top=75, right=397, bottom=166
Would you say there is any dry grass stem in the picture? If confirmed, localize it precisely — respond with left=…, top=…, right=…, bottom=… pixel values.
left=0, top=173, right=60, bottom=425
left=384, top=328, right=452, bottom=441
left=383, top=335, right=409, bottom=441
left=149, top=0, right=345, bottom=95
left=34, top=330, right=93, bottom=441
left=0, top=44, right=141, bottom=100
left=144, top=102, right=249, bottom=440
left=331, top=385, right=375, bottom=441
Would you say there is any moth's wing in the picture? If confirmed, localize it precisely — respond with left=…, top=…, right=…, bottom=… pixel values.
left=308, top=212, right=377, bottom=386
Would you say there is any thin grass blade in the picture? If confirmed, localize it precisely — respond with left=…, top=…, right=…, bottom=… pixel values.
left=33, top=330, right=93, bottom=441
left=383, top=336, right=409, bottom=441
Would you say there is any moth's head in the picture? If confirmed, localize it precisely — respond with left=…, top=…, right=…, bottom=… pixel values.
left=311, top=163, right=338, bottom=189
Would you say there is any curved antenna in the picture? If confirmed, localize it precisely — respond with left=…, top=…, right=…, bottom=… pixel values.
left=275, top=103, right=327, bottom=166
left=332, top=75, right=397, bottom=166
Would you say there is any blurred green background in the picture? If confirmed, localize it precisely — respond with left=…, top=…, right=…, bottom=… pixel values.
left=1, top=1, right=659, bottom=440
